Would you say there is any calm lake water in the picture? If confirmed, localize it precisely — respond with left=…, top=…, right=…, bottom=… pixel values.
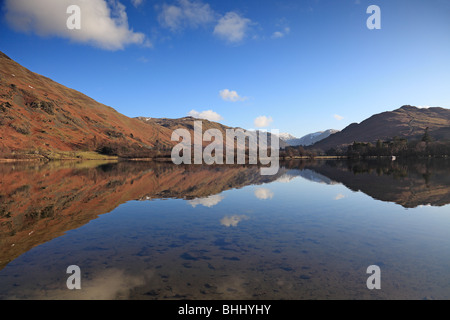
left=0, top=159, right=449, bottom=300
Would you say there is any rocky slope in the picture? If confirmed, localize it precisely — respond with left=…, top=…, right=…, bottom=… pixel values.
left=0, top=51, right=175, bottom=159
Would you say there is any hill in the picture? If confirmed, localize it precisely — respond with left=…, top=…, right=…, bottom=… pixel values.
left=137, top=116, right=290, bottom=149
left=0, top=51, right=284, bottom=160
left=312, top=106, right=450, bottom=152
left=0, top=51, right=175, bottom=159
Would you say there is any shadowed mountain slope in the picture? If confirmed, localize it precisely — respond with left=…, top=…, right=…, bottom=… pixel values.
left=312, top=106, right=450, bottom=151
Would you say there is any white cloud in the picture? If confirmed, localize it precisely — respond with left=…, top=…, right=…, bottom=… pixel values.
left=131, top=0, right=144, bottom=7
left=11, top=269, right=153, bottom=300
left=334, top=114, right=344, bottom=121
left=4, top=0, right=149, bottom=50
left=157, top=2, right=254, bottom=44
left=158, top=0, right=215, bottom=32
left=272, top=31, right=284, bottom=39
left=189, top=195, right=224, bottom=208
left=272, top=27, right=290, bottom=39
left=254, top=188, right=274, bottom=200
left=219, top=89, right=247, bottom=102
left=254, top=116, right=273, bottom=128
left=417, top=106, right=432, bottom=109
left=188, top=109, right=224, bottom=122
left=220, top=215, right=249, bottom=227
left=213, top=12, right=251, bottom=43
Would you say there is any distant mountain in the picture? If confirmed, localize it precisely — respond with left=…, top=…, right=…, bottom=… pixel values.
left=137, top=116, right=236, bottom=142
left=291, top=130, right=340, bottom=147
left=277, top=133, right=297, bottom=141
left=137, top=117, right=290, bottom=149
left=312, top=106, right=450, bottom=151
left=0, top=51, right=175, bottom=159
left=278, top=130, right=340, bottom=147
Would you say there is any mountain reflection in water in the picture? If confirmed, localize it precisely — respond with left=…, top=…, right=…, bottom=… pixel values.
left=0, top=159, right=449, bottom=299
left=0, top=162, right=285, bottom=271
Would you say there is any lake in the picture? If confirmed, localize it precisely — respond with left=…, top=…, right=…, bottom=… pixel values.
left=0, top=159, right=449, bottom=300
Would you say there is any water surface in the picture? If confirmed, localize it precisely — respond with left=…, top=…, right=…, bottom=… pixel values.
left=0, top=159, right=449, bottom=299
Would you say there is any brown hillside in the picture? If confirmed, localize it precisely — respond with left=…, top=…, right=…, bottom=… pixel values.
left=0, top=51, right=175, bottom=158
left=137, top=116, right=236, bottom=148
left=312, top=105, right=450, bottom=151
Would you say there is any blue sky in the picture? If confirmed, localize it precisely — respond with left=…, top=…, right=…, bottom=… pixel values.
left=1, top=0, right=449, bottom=137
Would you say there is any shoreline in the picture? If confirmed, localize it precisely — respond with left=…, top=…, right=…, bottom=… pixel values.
left=2, top=155, right=448, bottom=163
left=0, top=158, right=45, bottom=162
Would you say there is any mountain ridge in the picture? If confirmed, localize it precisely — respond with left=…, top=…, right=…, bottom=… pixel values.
left=2, top=51, right=449, bottom=158
left=285, top=129, right=340, bottom=147
left=311, top=105, right=450, bottom=151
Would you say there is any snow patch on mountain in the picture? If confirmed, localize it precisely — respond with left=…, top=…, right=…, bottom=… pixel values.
left=282, top=129, right=340, bottom=147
